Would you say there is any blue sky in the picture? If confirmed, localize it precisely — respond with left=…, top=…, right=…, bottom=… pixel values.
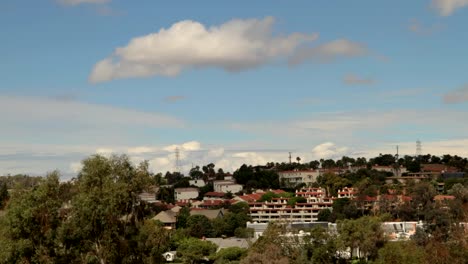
left=1, top=0, right=468, bottom=178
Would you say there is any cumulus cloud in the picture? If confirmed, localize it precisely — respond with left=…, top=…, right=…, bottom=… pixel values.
left=57, top=0, right=110, bottom=6
left=431, top=0, right=468, bottom=16
left=288, top=39, right=369, bottom=65
left=311, top=142, right=349, bottom=159
left=127, top=146, right=158, bottom=154
left=443, top=85, right=468, bottom=103
left=89, top=17, right=318, bottom=83
left=163, top=141, right=201, bottom=152
left=343, top=74, right=375, bottom=85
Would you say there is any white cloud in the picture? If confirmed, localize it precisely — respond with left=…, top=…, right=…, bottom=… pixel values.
left=96, top=148, right=114, bottom=155
left=89, top=17, right=318, bottom=83
left=443, top=85, right=468, bottom=103
left=431, top=0, right=468, bottom=16
left=3, top=138, right=468, bottom=179
left=289, top=39, right=369, bottom=65
left=57, top=0, right=110, bottom=6
left=343, top=74, right=375, bottom=85
left=69, top=162, right=83, bottom=174
left=163, top=141, right=201, bottom=152
left=128, top=146, right=157, bottom=154
left=311, top=142, right=349, bottom=159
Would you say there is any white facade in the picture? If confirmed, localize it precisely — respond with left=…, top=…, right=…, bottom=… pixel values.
left=278, top=170, right=320, bottom=187
left=174, top=187, right=199, bottom=201
left=213, top=180, right=243, bottom=193
left=189, top=179, right=206, bottom=188
left=248, top=188, right=333, bottom=223
left=337, top=187, right=356, bottom=199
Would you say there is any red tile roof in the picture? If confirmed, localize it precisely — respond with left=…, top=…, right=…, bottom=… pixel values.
left=205, top=192, right=225, bottom=197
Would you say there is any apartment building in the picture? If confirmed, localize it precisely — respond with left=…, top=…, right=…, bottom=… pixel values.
left=278, top=170, right=320, bottom=188
left=248, top=187, right=332, bottom=223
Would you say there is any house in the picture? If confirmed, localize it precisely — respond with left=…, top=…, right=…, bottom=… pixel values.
left=162, top=251, right=177, bottom=262
left=190, top=208, right=225, bottom=220
left=278, top=169, right=320, bottom=188
left=213, top=180, right=243, bottom=193
left=174, top=187, right=199, bottom=201
left=152, top=210, right=177, bottom=229
left=189, top=179, right=206, bottom=188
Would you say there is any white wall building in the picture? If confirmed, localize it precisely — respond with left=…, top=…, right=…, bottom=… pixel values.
left=248, top=188, right=333, bottom=223
left=278, top=170, right=320, bottom=188
left=213, top=180, right=243, bottom=193
left=174, top=187, right=199, bottom=201
left=189, top=179, right=206, bottom=188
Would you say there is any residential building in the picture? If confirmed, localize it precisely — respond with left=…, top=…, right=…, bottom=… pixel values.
left=189, top=179, right=206, bottom=188
left=248, top=188, right=333, bottom=223
left=152, top=210, right=177, bottom=229
left=190, top=208, right=225, bottom=220
left=337, top=187, right=356, bottom=199
left=278, top=170, right=320, bottom=188
left=213, top=180, right=243, bottom=193
left=174, top=187, right=199, bottom=201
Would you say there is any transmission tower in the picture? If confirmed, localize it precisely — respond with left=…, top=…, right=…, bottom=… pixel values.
left=174, top=147, right=182, bottom=174
left=416, top=140, right=422, bottom=157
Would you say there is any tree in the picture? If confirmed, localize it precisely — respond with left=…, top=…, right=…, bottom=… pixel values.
left=186, top=215, right=214, bottom=238
left=317, top=209, right=332, bottom=222
left=214, top=247, right=247, bottom=263
left=136, top=220, right=171, bottom=264
left=2, top=172, right=62, bottom=263
left=0, top=182, right=8, bottom=209
left=374, top=241, right=425, bottom=264
left=448, top=183, right=468, bottom=202
left=177, top=237, right=217, bottom=264
left=57, top=154, right=152, bottom=263
left=337, top=216, right=385, bottom=260
left=302, top=226, right=338, bottom=264
left=242, top=222, right=301, bottom=263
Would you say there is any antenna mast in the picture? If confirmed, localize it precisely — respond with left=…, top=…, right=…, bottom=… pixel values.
left=416, top=140, right=422, bottom=157
left=289, top=152, right=292, bottom=164
left=175, top=147, right=182, bottom=174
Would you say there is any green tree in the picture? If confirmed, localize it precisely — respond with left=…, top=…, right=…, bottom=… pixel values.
left=374, top=241, right=425, bottom=264
left=0, top=182, right=8, bottom=209
left=302, top=226, right=338, bottom=264
left=2, top=172, right=62, bottom=263
left=317, top=209, right=332, bottom=222
left=177, top=237, right=217, bottom=264
left=136, top=220, right=171, bottom=264
left=57, top=154, right=152, bottom=263
left=337, top=216, right=385, bottom=260
left=214, top=247, right=247, bottom=264
left=186, top=214, right=214, bottom=238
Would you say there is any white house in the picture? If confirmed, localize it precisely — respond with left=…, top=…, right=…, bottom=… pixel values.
left=174, top=187, right=199, bottom=201
left=189, top=179, right=206, bottom=188
left=213, top=180, right=243, bottom=193
left=278, top=170, right=320, bottom=188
